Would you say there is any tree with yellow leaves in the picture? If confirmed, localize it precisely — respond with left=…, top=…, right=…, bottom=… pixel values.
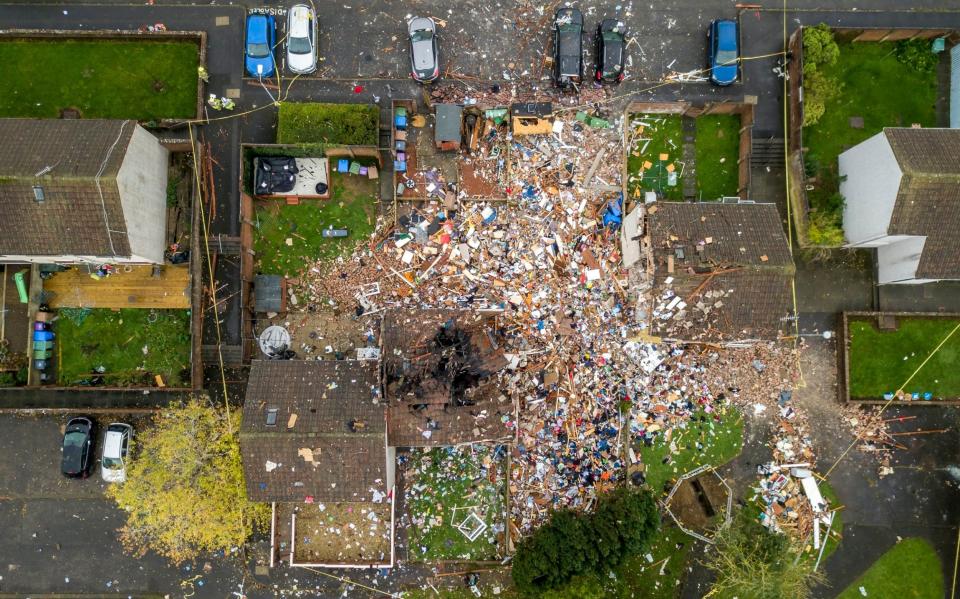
left=107, top=397, right=269, bottom=562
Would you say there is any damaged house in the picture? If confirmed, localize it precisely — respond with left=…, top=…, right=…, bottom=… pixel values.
left=383, top=309, right=516, bottom=447
left=648, top=202, right=795, bottom=342
left=240, top=359, right=395, bottom=569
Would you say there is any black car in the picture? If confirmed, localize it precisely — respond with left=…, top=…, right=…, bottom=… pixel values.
left=61, top=417, right=94, bottom=478
left=595, top=19, right=626, bottom=83
left=552, top=7, right=583, bottom=89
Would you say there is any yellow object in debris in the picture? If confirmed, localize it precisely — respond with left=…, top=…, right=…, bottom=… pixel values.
left=659, top=153, right=669, bottom=161
left=666, top=163, right=676, bottom=173
left=411, top=114, right=427, bottom=127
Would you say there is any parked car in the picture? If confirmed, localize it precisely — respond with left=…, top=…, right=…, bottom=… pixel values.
left=553, top=7, right=584, bottom=89
left=408, top=16, right=440, bottom=82
left=286, top=4, right=317, bottom=74
left=61, top=417, right=94, bottom=478
left=708, top=19, right=739, bottom=86
left=245, top=13, right=277, bottom=78
left=595, top=19, right=626, bottom=83
left=100, top=423, right=133, bottom=483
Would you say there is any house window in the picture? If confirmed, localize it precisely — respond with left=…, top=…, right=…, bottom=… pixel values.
left=265, top=408, right=278, bottom=426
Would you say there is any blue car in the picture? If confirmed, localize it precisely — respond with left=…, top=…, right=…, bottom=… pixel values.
left=245, top=14, right=276, bottom=78
left=708, top=19, right=739, bottom=86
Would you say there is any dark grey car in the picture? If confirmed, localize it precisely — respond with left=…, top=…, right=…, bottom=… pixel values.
left=553, top=7, right=584, bottom=89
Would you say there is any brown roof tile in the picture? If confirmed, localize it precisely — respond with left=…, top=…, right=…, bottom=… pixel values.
left=882, top=128, right=960, bottom=279
left=241, top=360, right=386, bottom=503
left=0, top=119, right=137, bottom=257
left=649, top=203, right=794, bottom=341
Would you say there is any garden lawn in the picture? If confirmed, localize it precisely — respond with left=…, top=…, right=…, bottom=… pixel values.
left=0, top=40, right=198, bottom=119
left=277, top=102, right=379, bottom=145
left=847, top=317, right=960, bottom=398
left=628, top=114, right=685, bottom=201
left=802, top=42, right=937, bottom=220
left=836, top=538, right=943, bottom=599
left=406, top=445, right=505, bottom=561
left=254, top=172, right=377, bottom=275
left=695, top=115, right=740, bottom=200
left=56, top=308, right=191, bottom=387
left=640, top=406, right=744, bottom=495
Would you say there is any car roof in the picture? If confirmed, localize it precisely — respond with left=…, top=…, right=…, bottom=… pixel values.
left=103, top=429, right=125, bottom=457
left=247, top=14, right=269, bottom=42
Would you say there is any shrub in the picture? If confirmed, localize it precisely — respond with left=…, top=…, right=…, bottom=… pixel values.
left=806, top=209, right=846, bottom=247
left=802, top=70, right=841, bottom=127
left=512, top=487, right=659, bottom=595
left=277, top=102, right=379, bottom=145
left=895, top=38, right=938, bottom=75
left=802, top=24, right=839, bottom=74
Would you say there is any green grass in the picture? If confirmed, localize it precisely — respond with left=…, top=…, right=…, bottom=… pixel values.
left=848, top=317, right=960, bottom=398
left=803, top=41, right=937, bottom=221
left=253, top=172, right=377, bottom=276
left=407, top=445, right=505, bottom=561
left=836, top=538, right=943, bottom=599
left=277, top=102, right=379, bottom=145
left=628, top=114, right=685, bottom=201
left=56, top=308, right=191, bottom=387
left=0, top=39, right=198, bottom=120
left=640, top=406, right=745, bottom=495
left=694, top=115, right=740, bottom=200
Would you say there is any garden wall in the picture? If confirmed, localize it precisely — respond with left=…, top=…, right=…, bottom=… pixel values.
left=0, top=29, right=206, bottom=124
left=839, top=311, right=960, bottom=406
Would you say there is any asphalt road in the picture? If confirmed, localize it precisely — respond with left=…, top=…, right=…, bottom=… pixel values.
left=1, top=0, right=960, bottom=596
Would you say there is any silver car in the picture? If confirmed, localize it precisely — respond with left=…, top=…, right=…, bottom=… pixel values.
left=408, top=16, right=439, bottom=82
left=286, top=4, right=317, bottom=74
left=100, top=423, right=133, bottom=483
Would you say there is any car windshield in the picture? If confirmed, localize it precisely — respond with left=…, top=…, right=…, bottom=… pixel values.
left=248, top=42, right=271, bottom=59
left=288, top=36, right=311, bottom=55
left=411, top=29, right=433, bottom=43
left=602, top=31, right=623, bottom=42
left=64, top=431, right=86, bottom=448
left=103, top=456, right=123, bottom=470
left=715, top=50, right=738, bottom=66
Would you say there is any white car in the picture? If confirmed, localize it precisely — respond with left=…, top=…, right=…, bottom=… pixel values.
left=100, top=423, right=133, bottom=483
left=286, top=4, right=317, bottom=74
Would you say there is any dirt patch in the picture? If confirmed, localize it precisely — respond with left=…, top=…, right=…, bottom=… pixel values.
left=669, top=473, right=729, bottom=533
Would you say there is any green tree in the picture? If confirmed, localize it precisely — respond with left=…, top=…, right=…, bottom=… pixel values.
left=802, top=24, right=839, bottom=73
left=705, top=510, right=826, bottom=599
left=107, top=397, right=269, bottom=562
left=512, top=487, right=659, bottom=595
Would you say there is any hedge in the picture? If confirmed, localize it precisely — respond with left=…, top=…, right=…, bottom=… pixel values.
left=276, top=102, right=379, bottom=145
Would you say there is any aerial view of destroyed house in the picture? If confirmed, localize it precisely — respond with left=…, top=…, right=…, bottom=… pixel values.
left=0, top=0, right=958, bottom=597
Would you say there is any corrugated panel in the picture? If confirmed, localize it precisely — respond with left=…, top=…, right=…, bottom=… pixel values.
left=952, top=44, right=960, bottom=128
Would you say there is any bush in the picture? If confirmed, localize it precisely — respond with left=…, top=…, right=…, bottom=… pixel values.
left=802, top=70, right=841, bottom=127
left=802, top=24, right=839, bottom=74
left=807, top=209, right=846, bottom=247
left=277, top=102, right=379, bottom=145
left=895, top=38, right=939, bottom=75
left=512, top=487, right=659, bottom=595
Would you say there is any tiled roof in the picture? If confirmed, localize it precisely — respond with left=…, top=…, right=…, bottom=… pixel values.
left=0, top=119, right=137, bottom=257
left=649, top=203, right=794, bottom=341
left=883, top=128, right=960, bottom=279
left=648, top=203, right=792, bottom=269
left=382, top=309, right=514, bottom=446
left=240, top=360, right=386, bottom=503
